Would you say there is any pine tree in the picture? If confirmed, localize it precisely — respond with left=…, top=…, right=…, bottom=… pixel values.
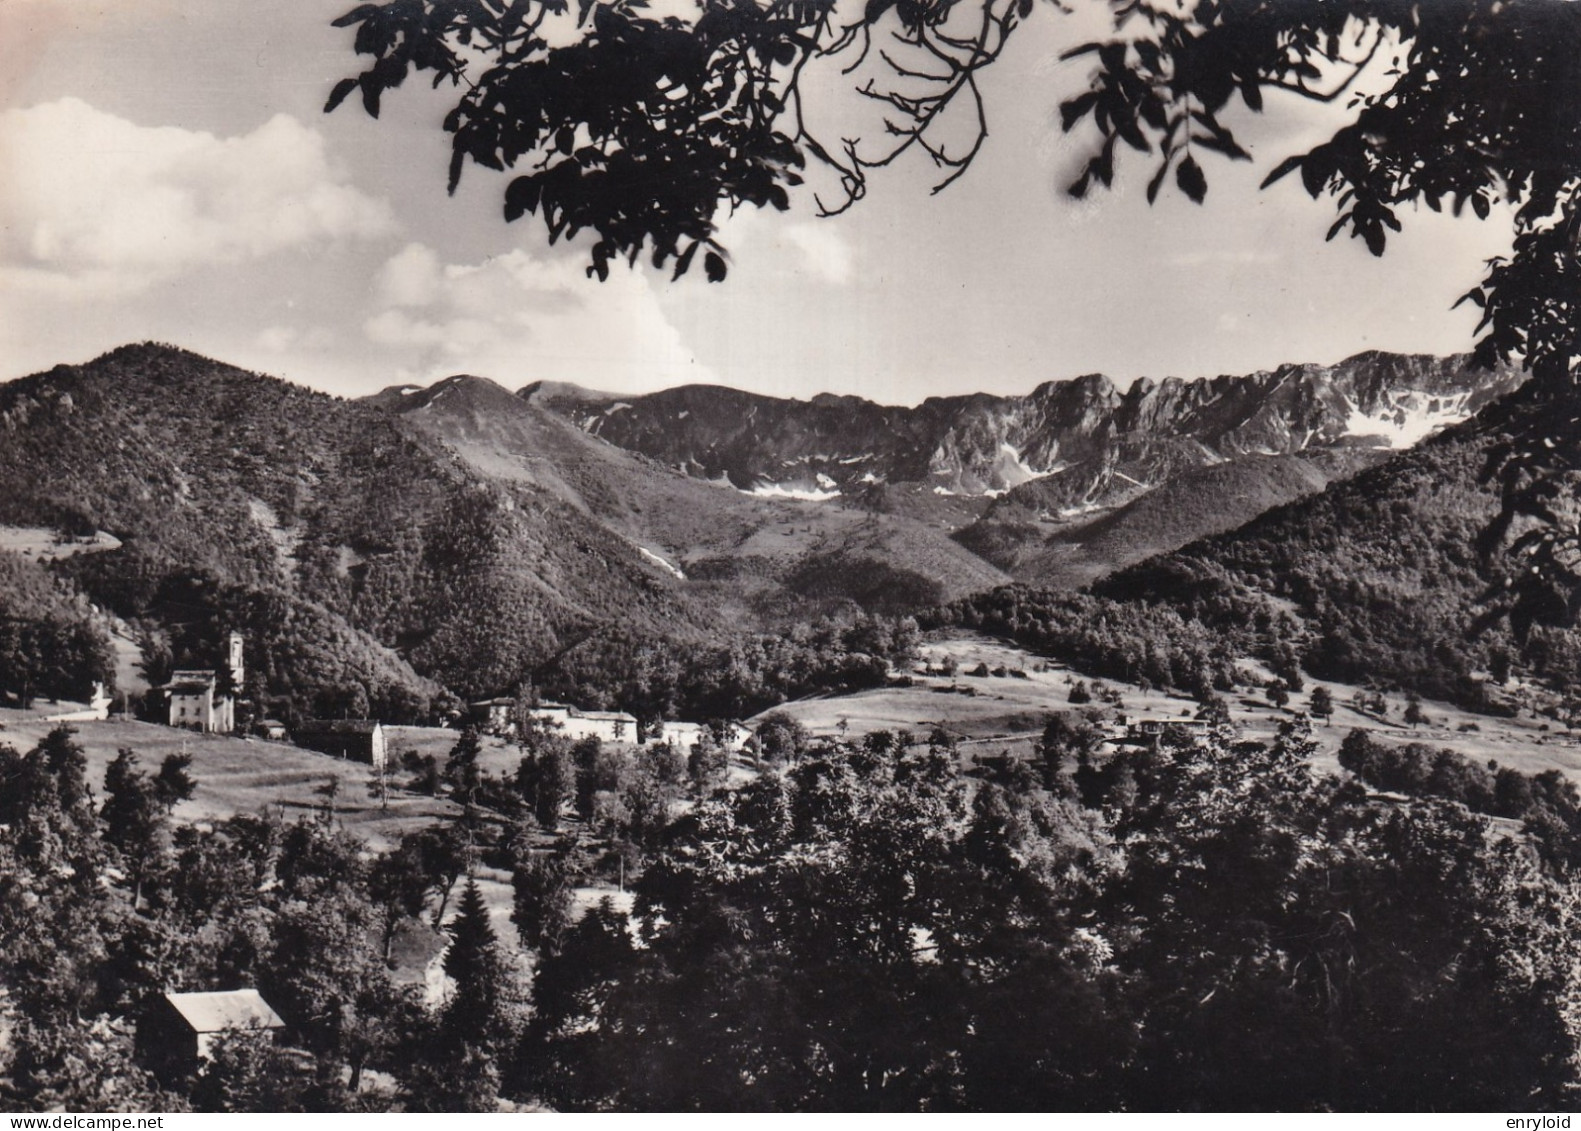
left=442, top=878, right=515, bottom=1052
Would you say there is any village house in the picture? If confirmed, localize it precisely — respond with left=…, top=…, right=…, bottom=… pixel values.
left=718, top=720, right=754, bottom=753
left=138, top=988, right=284, bottom=1081
left=518, top=701, right=639, bottom=743
left=468, top=697, right=516, bottom=732
left=293, top=718, right=388, bottom=772
left=1126, top=716, right=1211, bottom=747
left=650, top=720, right=707, bottom=752
left=166, top=632, right=244, bottom=734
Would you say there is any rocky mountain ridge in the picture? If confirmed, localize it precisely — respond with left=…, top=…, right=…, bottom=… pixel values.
left=524, top=351, right=1525, bottom=509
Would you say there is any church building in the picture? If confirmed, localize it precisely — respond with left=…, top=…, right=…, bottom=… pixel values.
left=167, top=631, right=244, bottom=734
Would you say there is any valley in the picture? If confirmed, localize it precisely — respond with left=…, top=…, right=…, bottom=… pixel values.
left=6, top=341, right=1581, bottom=1115
left=762, top=632, right=1581, bottom=782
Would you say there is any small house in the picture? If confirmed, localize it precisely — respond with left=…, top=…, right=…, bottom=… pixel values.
left=1127, top=717, right=1211, bottom=747
left=564, top=709, right=638, bottom=744
left=524, top=702, right=638, bottom=744
left=468, top=697, right=516, bottom=733
left=294, top=719, right=387, bottom=772
left=255, top=719, right=289, bottom=741
left=139, top=989, right=284, bottom=1081
left=649, top=720, right=706, bottom=752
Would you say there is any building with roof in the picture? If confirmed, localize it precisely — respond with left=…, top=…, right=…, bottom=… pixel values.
left=468, top=697, right=517, bottom=732
left=138, top=988, right=284, bottom=1080
left=521, top=701, right=637, bottom=744
left=294, top=719, right=387, bottom=771
left=166, top=631, right=244, bottom=733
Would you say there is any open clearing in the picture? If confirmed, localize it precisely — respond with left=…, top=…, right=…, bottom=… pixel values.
left=0, top=711, right=463, bottom=849
left=755, top=633, right=1581, bottom=782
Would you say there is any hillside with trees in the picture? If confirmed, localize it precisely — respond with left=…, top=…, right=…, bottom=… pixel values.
left=7, top=714, right=1580, bottom=1111
left=940, top=376, right=1581, bottom=712
left=0, top=344, right=725, bottom=715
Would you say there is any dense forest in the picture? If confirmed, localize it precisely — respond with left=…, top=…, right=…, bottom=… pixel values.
left=0, top=345, right=728, bottom=716
left=4, top=719, right=1579, bottom=1111
left=940, top=379, right=1581, bottom=714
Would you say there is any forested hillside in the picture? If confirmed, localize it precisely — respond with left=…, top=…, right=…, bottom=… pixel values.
left=0, top=345, right=720, bottom=713
left=945, top=377, right=1580, bottom=709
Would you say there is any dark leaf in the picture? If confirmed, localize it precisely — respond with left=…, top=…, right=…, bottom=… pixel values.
left=324, top=78, right=359, bottom=114
left=360, top=74, right=383, bottom=119
left=1146, top=156, right=1170, bottom=205
left=1060, top=91, right=1100, bottom=133
left=332, top=4, right=382, bottom=29
left=704, top=251, right=727, bottom=282
left=504, top=176, right=543, bottom=222
left=1261, top=154, right=1303, bottom=189
left=1176, top=154, right=1206, bottom=203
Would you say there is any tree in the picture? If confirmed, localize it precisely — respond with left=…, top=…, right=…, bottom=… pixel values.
left=754, top=711, right=809, bottom=765
left=101, top=749, right=165, bottom=903
left=442, top=878, right=517, bottom=1054
left=1308, top=685, right=1334, bottom=725
left=1405, top=693, right=1427, bottom=729
left=511, top=851, right=575, bottom=958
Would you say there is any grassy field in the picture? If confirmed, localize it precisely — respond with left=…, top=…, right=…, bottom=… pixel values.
left=0, top=711, right=463, bottom=849
left=754, top=633, right=1581, bottom=782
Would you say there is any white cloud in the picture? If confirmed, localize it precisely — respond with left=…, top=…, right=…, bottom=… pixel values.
left=781, top=221, right=854, bottom=284
left=0, top=98, right=396, bottom=295
left=364, top=243, right=718, bottom=391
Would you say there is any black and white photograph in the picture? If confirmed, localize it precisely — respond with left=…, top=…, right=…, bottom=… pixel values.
left=2, top=0, right=1581, bottom=1114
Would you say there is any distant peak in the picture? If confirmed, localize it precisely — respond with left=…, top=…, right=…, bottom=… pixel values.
left=518, top=379, right=619, bottom=404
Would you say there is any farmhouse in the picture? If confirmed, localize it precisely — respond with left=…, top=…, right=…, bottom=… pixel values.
left=718, top=720, right=754, bottom=753
left=564, top=709, right=638, bottom=743
left=520, top=701, right=638, bottom=743
left=166, top=631, right=244, bottom=734
left=651, top=720, right=707, bottom=752
left=294, top=719, right=388, bottom=771
left=468, top=697, right=516, bottom=731
left=138, top=988, right=284, bottom=1081
left=1127, top=717, right=1211, bottom=747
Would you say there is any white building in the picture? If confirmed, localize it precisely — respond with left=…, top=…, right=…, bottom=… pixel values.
left=525, top=701, right=638, bottom=744
left=167, top=632, right=243, bottom=734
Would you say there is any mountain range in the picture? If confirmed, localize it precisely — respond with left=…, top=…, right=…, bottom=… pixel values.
left=0, top=342, right=1540, bottom=716
left=527, top=351, right=1523, bottom=503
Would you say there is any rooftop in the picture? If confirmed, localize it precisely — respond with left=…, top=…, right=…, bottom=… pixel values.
left=164, top=989, right=284, bottom=1034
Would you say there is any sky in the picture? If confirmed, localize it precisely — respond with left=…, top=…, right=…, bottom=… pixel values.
left=0, top=0, right=1518, bottom=404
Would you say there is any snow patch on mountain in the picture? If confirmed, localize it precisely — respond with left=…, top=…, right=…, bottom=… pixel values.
left=637, top=546, right=686, bottom=579
left=748, top=482, right=842, bottom=501
left=1343, top=391, right=1476, bottom=449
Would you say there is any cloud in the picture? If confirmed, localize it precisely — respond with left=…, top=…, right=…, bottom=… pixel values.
left=364, top=242, right=718, bottom=391
left=781, top=222, right=854, bottom=284
left=0, top=98, right=396, bottom=295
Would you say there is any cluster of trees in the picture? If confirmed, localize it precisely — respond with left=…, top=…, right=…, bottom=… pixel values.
left=1337, top=728, right=1581, bottom=869
left=539, top=613, right=920, bottom=722
left=0, top=551, right=116, bottom=707
left=520, top=718, right=1581, bottom=1109
left=13, top=712, right=1581, bottom=1111
left=928, top=586, right=1254, bottom=699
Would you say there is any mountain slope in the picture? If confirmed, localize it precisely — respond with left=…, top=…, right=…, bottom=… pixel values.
left=958, top=448, right=1388, bottom=590
left=1084, top=377, right=1581, bottom=705
left=0, top=344, right=720, bottom=707
left=370, top=373, right=1010, bottom=622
